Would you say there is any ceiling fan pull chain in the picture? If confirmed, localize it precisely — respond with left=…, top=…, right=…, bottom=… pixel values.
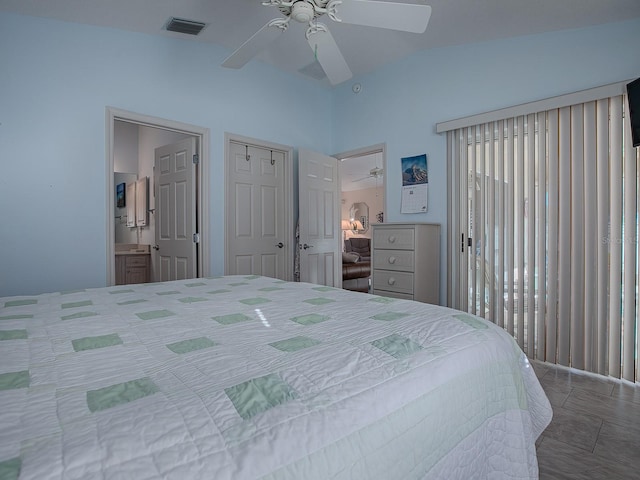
left=245, top=145, right=250, bottom=162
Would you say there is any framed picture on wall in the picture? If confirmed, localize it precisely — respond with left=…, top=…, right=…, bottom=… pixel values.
left=116, top=182, right=126, bottom=208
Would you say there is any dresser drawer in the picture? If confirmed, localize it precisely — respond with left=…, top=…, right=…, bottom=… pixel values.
left=373, top=249, right=415, bottom=272
left=372, top=270, right=414, bottom=294
left=373, top=227, right=415, bottom=250
left=373, top=289, right=414, bottom=300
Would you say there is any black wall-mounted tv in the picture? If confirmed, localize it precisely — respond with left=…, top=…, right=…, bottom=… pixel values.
left=627, top=77, right=640, bottom=148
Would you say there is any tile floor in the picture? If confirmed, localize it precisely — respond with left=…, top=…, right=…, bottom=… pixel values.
left=532, top=360, right=640, bottom=479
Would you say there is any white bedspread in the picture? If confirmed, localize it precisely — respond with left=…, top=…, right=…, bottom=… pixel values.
left=0, top=276, right=552, bottom=479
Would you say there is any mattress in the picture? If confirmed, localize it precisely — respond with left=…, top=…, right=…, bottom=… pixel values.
left=0, top=275, right=552, bottom=479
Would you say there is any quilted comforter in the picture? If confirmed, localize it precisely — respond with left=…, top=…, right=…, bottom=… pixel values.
left=0, top=276, right=552, bottom=479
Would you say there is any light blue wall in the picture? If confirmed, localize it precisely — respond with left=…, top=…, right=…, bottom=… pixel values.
left=2, top=12, right=639, bottom=298
left=0, top=13, right=332, bottom=296
left=332, top=18, right=640, bottom=304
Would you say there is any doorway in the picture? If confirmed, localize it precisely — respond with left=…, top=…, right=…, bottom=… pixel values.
left=106, top=107, right=210, bottom=286
left=336, top=144, right=386, bottom=243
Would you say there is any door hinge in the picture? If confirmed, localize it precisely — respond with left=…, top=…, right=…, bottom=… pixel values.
left=192, top=154, right=199, bottom=165
left=193, top=233, right=200, bottom=243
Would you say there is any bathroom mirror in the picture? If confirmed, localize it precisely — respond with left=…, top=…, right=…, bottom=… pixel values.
left=350, top=202, right=369, bottom=234
left=114, top=172, right=138, bottom=244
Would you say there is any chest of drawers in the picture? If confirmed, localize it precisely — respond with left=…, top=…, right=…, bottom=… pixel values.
left=371, top=223, right=440, bottom=304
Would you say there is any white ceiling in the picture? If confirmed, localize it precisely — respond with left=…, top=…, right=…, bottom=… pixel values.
left=2, top=0, right=640, bottom=85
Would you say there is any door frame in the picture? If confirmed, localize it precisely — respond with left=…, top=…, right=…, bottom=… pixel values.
left=105, top=107, right=211, bottom=285
left=334, top=142, right=387, bottom=219
left=223, top=132, right=295, bottom=281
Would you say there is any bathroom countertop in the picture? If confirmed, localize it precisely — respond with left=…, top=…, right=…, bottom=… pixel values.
left=115, top=244, right=150, bottom=255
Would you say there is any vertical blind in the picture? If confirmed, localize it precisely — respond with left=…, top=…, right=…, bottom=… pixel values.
left=445, top=91, right=640, bottom=383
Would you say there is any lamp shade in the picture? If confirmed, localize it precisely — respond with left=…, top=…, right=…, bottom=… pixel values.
left=341, top=220, right=353, bottom=230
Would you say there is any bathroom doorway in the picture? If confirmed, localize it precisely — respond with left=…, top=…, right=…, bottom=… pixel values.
left=106, top=107, right=210, bottom=286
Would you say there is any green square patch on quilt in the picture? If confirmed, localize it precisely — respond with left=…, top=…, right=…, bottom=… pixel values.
left=0, top=314, right=33, bottom=320
left=136, top=309, right=175, bottom=320
left=239, top=297, right=270, bottom=306
left=312, top=286, right=335, bottom=292
left=225, top=373, right=297, bottom=420
left=453, top=313, right=489, bottom=330
left=370, top=296, right=397, bottom=304
left=371, top=333, right=423, bottom=359
left=4, top=299, right=36, bottom=307
left=61, top=300, right=93, bottom=309
left=167, top=337, right=216, bottom=354
left=0, top=371, right=30, bottom=391
left=86, top=377, right=159, bottom=413
left=178, top=297, right=208, bottom=303
left=61, top=311, right=99, bottom=321
left=269, top=336, right=321, bottom=352
left=117, top=299, right=147, bottom=306
left=0, top=330, right=28, bottom=341
left=72, top=333, right=123, bottom=352
left=0, top=457, right=21, bottom=480
left=213, top=313, right=251, bottom=325
left=303, top=298, right=335, bottom=306
left=290, top=313, right=329, bottom=325
left=370, top=312, right=410, bottom=321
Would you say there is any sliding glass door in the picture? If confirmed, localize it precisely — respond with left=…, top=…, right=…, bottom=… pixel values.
left=446, top=93, right=639, bottom=382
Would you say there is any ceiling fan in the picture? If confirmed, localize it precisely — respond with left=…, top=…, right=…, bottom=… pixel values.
left=222, top=0, right=432, bottom=85
left=354, top=166, right=384, bottom=182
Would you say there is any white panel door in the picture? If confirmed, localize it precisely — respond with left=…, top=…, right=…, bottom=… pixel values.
left=298, top=149, right=341, bottom=287
left=154, top=138, right=196, bottom=281
left=227, top=142, right=286, bottom=279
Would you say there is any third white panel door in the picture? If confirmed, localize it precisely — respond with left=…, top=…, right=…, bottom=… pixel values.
left=298, top=148, right=341, bottom=287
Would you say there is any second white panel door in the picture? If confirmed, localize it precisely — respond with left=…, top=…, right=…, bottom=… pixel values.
left=227, top=142, right=287, bottom=279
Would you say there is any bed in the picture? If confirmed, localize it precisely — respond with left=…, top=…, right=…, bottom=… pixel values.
left=0, top=275, right=551, bottom=479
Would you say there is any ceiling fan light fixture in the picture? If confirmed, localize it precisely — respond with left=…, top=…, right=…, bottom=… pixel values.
left=291, top=2, right=315, bottom=23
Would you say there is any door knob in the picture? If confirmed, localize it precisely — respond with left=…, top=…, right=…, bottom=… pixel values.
left=302, top=243, right=314, bottom=250
left=276, top=242, right=284, bottom=248
left=153, top=244, right=160, bottom=251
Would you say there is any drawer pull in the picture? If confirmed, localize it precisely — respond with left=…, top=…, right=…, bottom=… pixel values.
left=387, top=277, right=396, bottom=285
left=388, top=235, right=396, bottom=243
left=388, top=256, right=396, bottom=264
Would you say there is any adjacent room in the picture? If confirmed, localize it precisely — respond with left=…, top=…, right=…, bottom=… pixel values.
left=1, top=1, right=639, bottom=478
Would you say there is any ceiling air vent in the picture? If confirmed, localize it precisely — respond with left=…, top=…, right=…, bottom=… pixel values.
left=164, top=17, right=206, bottom=36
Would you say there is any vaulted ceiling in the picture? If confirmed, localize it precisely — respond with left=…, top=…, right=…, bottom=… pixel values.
left=2, top=0, right=640, bottom=85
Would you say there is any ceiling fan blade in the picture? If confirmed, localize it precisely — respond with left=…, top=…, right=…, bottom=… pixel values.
left=222, top=20, right=286, bottom=69
left=306, top=24, right=353, bottom=85
left=333, top=0, right=432, bottom=34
